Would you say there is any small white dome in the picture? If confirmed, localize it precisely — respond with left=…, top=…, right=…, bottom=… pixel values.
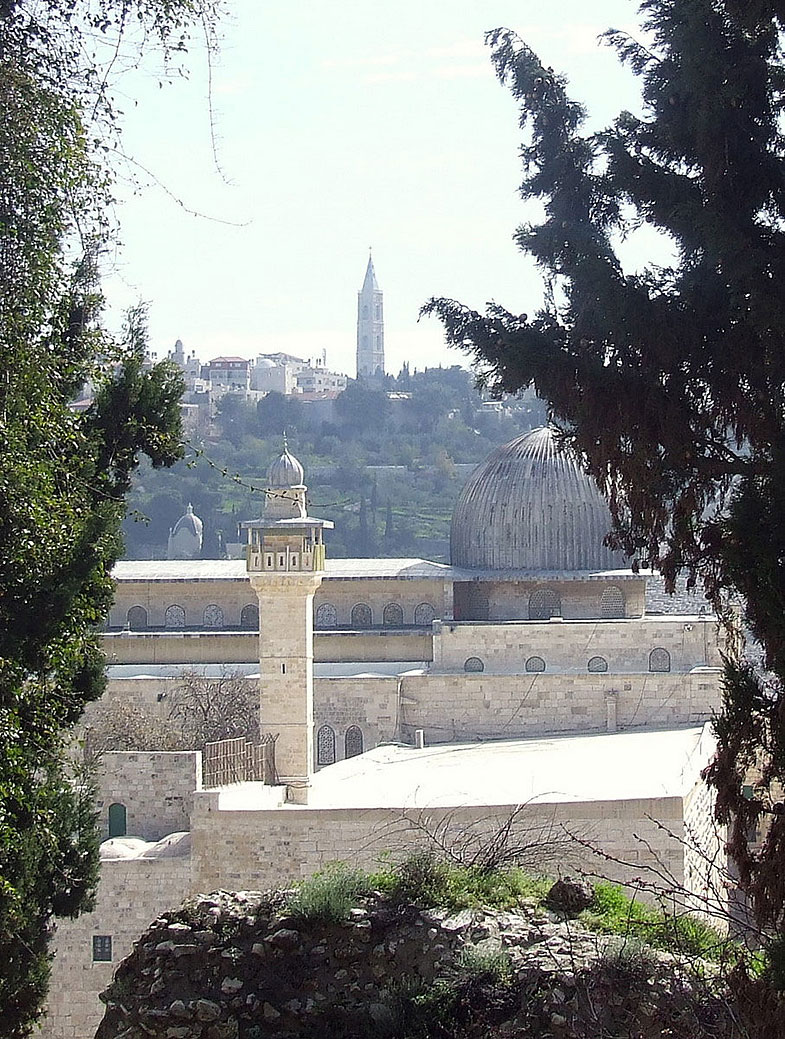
left=171, top=503, right=203, bottom=538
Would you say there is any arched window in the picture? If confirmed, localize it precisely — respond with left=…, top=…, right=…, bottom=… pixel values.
left=600, top=585, right=625, bottom=619
left=203, top=604, right=224, bottom=628
left=525, top=655, right=546, bottom=673
left=649, top=647, right=671, bottom=673
left=351, top=603, right=372, bottom=628
left=588, top=655, right=608, bottom=673
left=345, top=725, right=364, bottom=759
left=164, top=604, right=185, bottom=629
left=464, top=656, right=485, bottom=673
left=240, top=603, right=259, bottom=629
left=108, top=803, right=127, bottom=838
left=383, top=603, right=404, bottom=627
left=529, top=588, right=561, bottom=620
left=414, top=602, right=436, bottom=626
left=315, top=602, right=338, bottom=629
left=467, top=585, right=489, bottom=621
left=126, top=606, right=147, bottom=630
left=316, top=725, right=336, bottom=766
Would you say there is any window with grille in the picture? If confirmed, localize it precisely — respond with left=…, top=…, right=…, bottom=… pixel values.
left=383, top=603, right=404, bottom=627
left=316, top=725, right=336, bottom=766
left=587, top=655, right=608, bottom=673
left=414, top=602, right=436, bottom=626
left=203, top=604, right=224, bottom=628
left=240, top=603, right=259, bottom=629
left=525, top=655, right=546, bottom=673
left=600, top=586, right=625, bottom=619
left=315, top=603, right=338, bottom=629
left=351, top=603, right=372, bottom=628
left=464, top=656, right=484, bottom=673
left=92, top=935, right=113, bottom=962
left=345, top=725, right=364, bottom=759
left=649, top=647, right=671, bottom=672
left=529, top=589, right=561, bottom=620
left=165, top=604, right=185, bottom=629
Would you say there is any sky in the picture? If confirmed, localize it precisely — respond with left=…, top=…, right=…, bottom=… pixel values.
left=102, top=0, right=646, bottom=377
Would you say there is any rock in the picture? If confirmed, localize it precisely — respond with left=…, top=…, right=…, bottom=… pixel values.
left=262, top=1002, right=281, bottom=1021
left=221, top=977, right=243, bottom=995
left=441, top=909, right=474, bottom=933
left=194, top=1000, right=222, bottom=1023
left=168, top=1000, right=190, bottom=1019
left=545, top=877, right=595, bottom=915
left=266, top=927, right=300, bottom=950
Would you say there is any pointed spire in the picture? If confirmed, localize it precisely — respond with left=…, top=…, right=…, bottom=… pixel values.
left=362, top=250, right=379, bottom=292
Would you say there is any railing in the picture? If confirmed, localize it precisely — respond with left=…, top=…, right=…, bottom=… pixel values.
left=202, top=734, right=276, bottom=787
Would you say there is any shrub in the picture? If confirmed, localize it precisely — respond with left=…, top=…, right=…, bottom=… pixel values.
left=580, top=883, right=728, bottom=961
left=286, top=863, right=372, bottom=923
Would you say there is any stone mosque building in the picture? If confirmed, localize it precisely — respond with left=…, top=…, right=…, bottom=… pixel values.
left=41, top=429, right=728, bottom=1039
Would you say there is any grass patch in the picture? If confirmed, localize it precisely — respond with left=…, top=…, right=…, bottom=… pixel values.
left=579, top=882, right=728, bottom=961
left=286, top=863, right=373, bottom=923
left=371, top=851, right=551, bottom=911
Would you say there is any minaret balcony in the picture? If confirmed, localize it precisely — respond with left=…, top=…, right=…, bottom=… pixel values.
left=247, top=542, right=326, bottom=573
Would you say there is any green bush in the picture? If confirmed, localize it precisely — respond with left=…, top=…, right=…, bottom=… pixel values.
left=374, top=852, right=550, bottom=911
left=286, top=863, right=372, bottom=923
left=580, top=883, right=728, bottom=961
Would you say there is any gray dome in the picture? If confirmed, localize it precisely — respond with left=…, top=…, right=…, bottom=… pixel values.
left=451, top=427, right=627, bottom=571
left=267, top=441, right=304, bottom=488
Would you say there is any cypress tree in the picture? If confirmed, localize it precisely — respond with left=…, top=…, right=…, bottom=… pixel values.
left=426, top=1, right=785, bottom=949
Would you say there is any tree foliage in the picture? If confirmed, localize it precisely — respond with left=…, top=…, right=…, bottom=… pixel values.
left=425, top=1, right=785, bottom=943
left=0, top=0, right=220, bottom=1032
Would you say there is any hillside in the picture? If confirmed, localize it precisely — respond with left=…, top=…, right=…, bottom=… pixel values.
left=123, top=368, right=546, bottom=561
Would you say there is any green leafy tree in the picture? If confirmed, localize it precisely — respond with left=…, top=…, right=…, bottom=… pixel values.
left=426, top=2, right=785, bottom=953
left=0, top=0, right=220, bottom=1032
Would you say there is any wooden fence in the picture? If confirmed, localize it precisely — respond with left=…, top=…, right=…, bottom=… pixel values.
left=202, top=734, right=276, bottom=788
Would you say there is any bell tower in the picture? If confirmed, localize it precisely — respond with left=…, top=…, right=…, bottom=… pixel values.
left=356, top=250, right=384, bottom=380
left=243, top=438, right=333, bottom=803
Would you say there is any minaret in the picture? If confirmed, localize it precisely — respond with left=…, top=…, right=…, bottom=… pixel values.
left=356, top=251, right=384, bottom=380
left=242, top=439, right=333, bottom=803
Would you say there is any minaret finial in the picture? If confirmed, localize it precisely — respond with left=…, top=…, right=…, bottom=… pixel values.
left=283, top=430, right=288, bottom=451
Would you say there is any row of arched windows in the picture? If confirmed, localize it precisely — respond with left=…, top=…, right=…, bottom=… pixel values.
left=315, top=602, right=437, bottom=629
left=462, top=648, right=672, bottom=674
left=125, top=603, right=259, bottom=631
left=316, top=724, right=364, bottom=766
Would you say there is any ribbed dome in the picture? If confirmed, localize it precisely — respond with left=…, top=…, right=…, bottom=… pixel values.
left=267, top=442, right=304, bottom=488
left=451, top=427, right=626, bottom=571
left=171, top=503, right=203, bottom=538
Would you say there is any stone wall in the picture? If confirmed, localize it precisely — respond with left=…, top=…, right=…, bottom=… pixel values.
left=108, top=580, right=256, bottom=630
left=189, top=794, right=686, bottom=895
left=313, top=676, right=399, bottom=762
left=40, top=851, right=192, bottom=1039
left=479, top=576, right=647, bottom=621
left=313, top=577, right=451, bottom=627
left=96, top=752, right=202, bottom=841
left=394, top=670, right=721, bottom=743
left=432, top=616, right=721, bottom=674
left=101, top=629, right=432, bottom=666
left=109, top=576, right=451, bottom=632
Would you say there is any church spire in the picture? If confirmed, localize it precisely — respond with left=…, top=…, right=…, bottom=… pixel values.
left=356, top=250, right=385, bottom=381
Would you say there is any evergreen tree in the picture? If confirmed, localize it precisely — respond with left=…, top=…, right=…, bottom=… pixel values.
left=0, top=1, right=220, bottom=1032
left=426, top=1, right=785, bottom=949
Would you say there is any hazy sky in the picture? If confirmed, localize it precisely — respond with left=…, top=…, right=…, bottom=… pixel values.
left=103, top=1, right=645, bottom=376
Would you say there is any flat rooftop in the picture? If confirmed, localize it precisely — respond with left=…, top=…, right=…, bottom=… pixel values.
left=216, top=725, right=715, bottom=812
